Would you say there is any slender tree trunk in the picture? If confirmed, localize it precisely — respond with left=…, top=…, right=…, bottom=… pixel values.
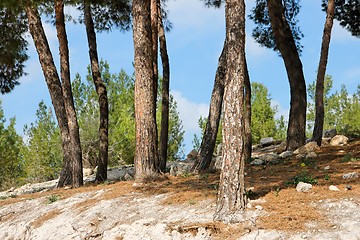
left=151, top=0, right=159, bottom=101
left=158, top=4, right=170, bottom=172
left=54, top=0, right=83, bottom=188
left=312, top=0, right=335, bottom=146
left=192, top=41, right=226, bottom=173
left=84, top=0, right=109, bottom=181
left=267, top=0, right=307, bottom=151
left=132, top=0, right=159, bottom=180
left=24, top=2, right=73, bottom=186
left=214, top=0, right=247, bottom=223
left=244, top=58, right=252, bottom=161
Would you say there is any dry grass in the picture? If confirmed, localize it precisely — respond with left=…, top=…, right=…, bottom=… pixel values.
left=1, top=139, right=360, bottom=235
left=30, top=209, right=62, bottom=229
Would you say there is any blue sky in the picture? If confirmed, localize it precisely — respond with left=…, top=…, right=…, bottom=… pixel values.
left=1, top=0, right=359, bottom=155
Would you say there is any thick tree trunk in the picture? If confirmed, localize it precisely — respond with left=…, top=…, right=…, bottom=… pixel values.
left=244, top=58, right=252, bottom=161
left=84, top=1, right=109, bottom=182
left=192, top=41, right=226, bottom=173
left=24, top=2, right=73, bottom=186
left=267, top=0, right=307, bottom=151
left=132, top=0, right=160, bottom=180
left=312, top=0, right=335, bottom=146
left=54, top=0, right=83, bottom=188
left=158, top=5, right=170, bottom=173
left=214, top=0, right=247, bottom=223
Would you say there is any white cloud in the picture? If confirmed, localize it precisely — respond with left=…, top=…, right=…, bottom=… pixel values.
left=246, top=35, right=268, bottom=58
left=171, top=90, right=209, bottom=133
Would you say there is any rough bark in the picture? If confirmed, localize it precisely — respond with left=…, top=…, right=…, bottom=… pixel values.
left=267, top=0, right=307, bottom=151
left=54, top=0, right=83, bottom=188
left=244, top=58, right=252, bottom=162
left=24, top=2, right=72, bottom=186
left=132, top=0, right=160, bottom=180
left=214, top=0, right=247, bottom=223
left=312, top=0, right=335, bottom=146
left=151, top=0, right=159, bottom=104
left=192, top=41, right=226, bottom=173
left=84, top=0, right=109, bottom=182
left=158, top=5, right=170, bottom=173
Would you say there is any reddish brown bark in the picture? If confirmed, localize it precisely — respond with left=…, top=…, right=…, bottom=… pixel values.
left=132, top=0, right=159, bottom=179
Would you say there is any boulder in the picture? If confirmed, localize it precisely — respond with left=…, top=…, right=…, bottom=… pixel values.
left=306, top=152, right=317, bottom=159
left=258, top=153, right=280, bottom=164
left=330, top=135, right=349, bottom=146
left=260, top=137, right=274, bottom=147
left=186, top=149, right=198, bottom=160
left=323, top=129, right=337, bottom=138
left=279, top=151, right=293, bottom=159
left=296, top=182, right=312, bottom=192
left=294, top=142, right=320, bottom=155
left=329, top=185, right=340, bottom=191
left=250, top=158, right=265, bottom=166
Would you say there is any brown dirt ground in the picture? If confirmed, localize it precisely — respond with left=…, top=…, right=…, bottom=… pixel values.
left=1, top=139, right=359, bottom=237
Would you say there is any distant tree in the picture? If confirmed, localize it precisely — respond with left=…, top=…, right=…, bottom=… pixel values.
left=0, top=101, right=24, bottom=190
left=0, top=2, right=29, bottom=94
left=23, top=101, right=62, bottom=183
left=312, top=0, right=335, bottom=146
left=214, top=0, right=247, bottom=222
left=250, top=0, right=307, bottom=150
left=132, top=0, right=160, bottom=179
left=251, top=82, right=277, bottom=143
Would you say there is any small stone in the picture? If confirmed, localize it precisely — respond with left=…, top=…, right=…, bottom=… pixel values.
left=329, top=185, right=340, bottom=191
left=330, top=135, right=349, bottom=146
left=279, top=151, right=293, bottom=159
left=342, top=172, right=359, bottom=180
left=324, top=165, right=330, bottom=170
left=296, top=182, right=313, bottom=192
left=250, top=158, right=265, bottom=166
left=255, top=205, right=263, bottom=210
left=260, top=137, right=274, bottom=147
left=345, top=185, right=352, bottom=190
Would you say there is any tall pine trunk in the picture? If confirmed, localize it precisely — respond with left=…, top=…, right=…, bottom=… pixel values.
left=151, top=0, right=159, bottom=102
left=84, top=0, right=109, bottom=181
left=214, top=0, right=247, bottom=223
left=158, top=4, right=170, bottom=172
left=244, top=58, right=252, bottom=161
left=54, top=0, right=83, bottom=187
left=267, top=0, right=307, bottom=151
left=25, top=2, right=73, bottom=187
left=132, top=0, right=160, bottom=180
left=312, top=0, right=335, bottom=146
left=192, top=41, right=226, bottom=173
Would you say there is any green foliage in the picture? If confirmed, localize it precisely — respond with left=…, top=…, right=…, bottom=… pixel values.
left=0, top=101, right=25, bottom=190
left=251, top=82, right=279, bottom=143
left=157, top=94, right=185, bottom=161
left=307, top=75, right=360, bottom=138
left=46, top=194, right=60, bottom=204
left=0, top=4, right=29, bottom=94
left=193, top=82, right=286, bottom=147
left=73, top=61, right=185, bottom=165
left=22, top=101, right=63, bottom=183
left=249, top=0, right=304, bottom=54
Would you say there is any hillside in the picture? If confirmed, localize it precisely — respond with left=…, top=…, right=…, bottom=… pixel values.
left=1, top=139, right=360, bottom=239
